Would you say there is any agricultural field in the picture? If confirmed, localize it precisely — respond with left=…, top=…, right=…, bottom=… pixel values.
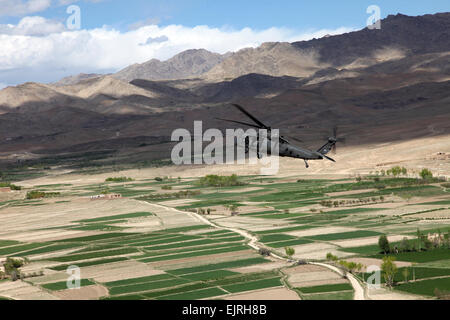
left=0, top=166, right=448, bottom=300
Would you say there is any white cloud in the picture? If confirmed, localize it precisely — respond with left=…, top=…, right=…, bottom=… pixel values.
left=0, top=0, right=51, bottom=17
left=0, top=17, right=354, bottom=84
left=0, top=16, right=65, bottom=35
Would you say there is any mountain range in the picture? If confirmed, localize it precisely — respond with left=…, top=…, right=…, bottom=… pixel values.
left=0, top=12, right=449, bottom=168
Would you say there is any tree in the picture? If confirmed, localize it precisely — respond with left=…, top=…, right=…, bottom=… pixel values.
left=378, top=235, right=390, bottom=254
left=401, top=167, right=408, bottom=176
left=347, top=262, right=358, bottom=274
left=326, top=252, right=338, bottom=263
left=381, top=256, right=398, bottom=289
left=419, top=168, right=433, bottom=180
left=285, top=247, right=295, bottom=260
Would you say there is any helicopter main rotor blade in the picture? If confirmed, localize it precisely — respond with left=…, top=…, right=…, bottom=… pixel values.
left=232, top=104, right=269, bottom=129
left=216, top=118, right=262, bottom=129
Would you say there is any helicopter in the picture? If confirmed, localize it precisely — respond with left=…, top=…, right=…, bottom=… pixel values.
left=217, top=104, right=345, bottom=168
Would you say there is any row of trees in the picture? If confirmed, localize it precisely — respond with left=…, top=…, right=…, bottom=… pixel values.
left=138, top=190, right=201, bottom=201
left=26, top=190, right=61, bottom=200
left=369, top=167, right=434, bottom=180
left=197, top=208, right=212, bottom=215
left=320, top=196, right=385, bottom=208
left=325, top=253, right=399, bottom=289
left=326, top=253, right=365, bottom=275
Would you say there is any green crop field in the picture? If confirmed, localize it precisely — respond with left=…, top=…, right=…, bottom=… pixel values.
left=49, top=247, right=139, bottom=262
left=395, top=277, right=450, bottom=297
left=370, top=249, right=450, bottom=263
left=301, top=291, right=354, bottom=300
left=168, top=257, right=269, bottom=275
left=267, top=238, right=313, bottom=248
left=305, top=230, right=381, bottom=241
left=0, top=243, right=48, bottom=256
left=157, top=287, right=227, bottom=300
left=105, top=274, right=174, bottom=288
left=182, top=270, right=239, bottom=281
left=49, top=257, right=129, bottom=271
left=222, top=277, right=282, bottom=293
left=1, top=171, right=448, bottom=301
left=109, top=278, right=191, bottom=295
left=75, top=212, right=154, bottom=223
left=259, top=234, right=296, bottom=242
left=138, top=245, right=248, bottom=263
left=41, top=279, right=96, bottom=291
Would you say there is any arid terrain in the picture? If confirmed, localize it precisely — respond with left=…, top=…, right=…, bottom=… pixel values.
left=0, top=12, right=449, bottom=301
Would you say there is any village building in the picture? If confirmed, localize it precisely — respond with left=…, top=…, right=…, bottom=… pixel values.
left=90, top=194, right=122, bottom=200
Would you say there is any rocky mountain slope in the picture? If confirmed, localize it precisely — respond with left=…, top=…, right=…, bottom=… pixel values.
left=114, top=49, right=226, bottom=82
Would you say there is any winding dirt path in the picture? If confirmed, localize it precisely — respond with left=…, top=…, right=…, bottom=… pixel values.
left=309, top=262, right=366, bottom=300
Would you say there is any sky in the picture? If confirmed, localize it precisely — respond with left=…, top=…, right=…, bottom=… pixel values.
left=0, top=0, right=449, bottom=87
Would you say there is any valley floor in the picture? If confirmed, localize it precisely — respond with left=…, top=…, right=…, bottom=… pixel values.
left=0, top=139, right=449, bottom=300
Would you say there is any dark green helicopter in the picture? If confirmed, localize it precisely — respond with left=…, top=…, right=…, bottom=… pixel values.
left=217, top=104, right=345, bottom=168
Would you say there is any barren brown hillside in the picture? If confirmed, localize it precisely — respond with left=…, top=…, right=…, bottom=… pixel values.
left=0, top=13, right=448, bottom=172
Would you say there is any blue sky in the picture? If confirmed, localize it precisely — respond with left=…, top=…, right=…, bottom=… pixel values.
left=2, top=0, right=449, bottom=31
left=0, top=0, right=448, bottom=86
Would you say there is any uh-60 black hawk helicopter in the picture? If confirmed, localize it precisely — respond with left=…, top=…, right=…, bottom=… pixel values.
left=217, top=104, right=345, bottom=168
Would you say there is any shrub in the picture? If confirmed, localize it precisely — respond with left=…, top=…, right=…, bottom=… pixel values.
left=419, top=168, right=433, bottom=180
left=26, top=190, right=46, bottom=199
left=161, top=185, right=172, bottom=190
left=285, top=247, right=295, bottom=259
left=326, top=252, right=338, bottom=262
